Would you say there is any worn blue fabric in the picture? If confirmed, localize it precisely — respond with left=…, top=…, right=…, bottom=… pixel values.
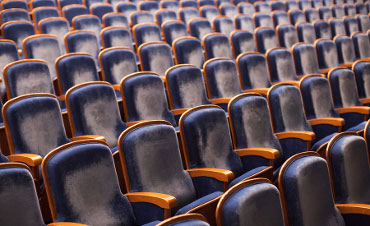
left=254, top=13, right=273, bottom=28
left=100, top=48, right=137, bottom=84
left=173, top=37, right=205, bottom=68
left=39, top=18, right=69, bottom=54
left=234, top=15, right=254, bottom=31
left=139, top=42, right=174, bottom=77
left=175, top=191, right=222, bottom=215
left=255, top=27, right=278, bottom=53
left=344, top=16, right=359, bottom=36
left=330, top=19, right=346, bottom=37
left=220, top=4, right=237, bottom=17
left=102, top=27, right=133, bottom=49
left=237, top=2, right=254, bottom=14
left=304, top=8, right=319, bottom=23
left=139, top=1, right=159, bottom=14
left=231, top=31, right=256, bottom=57
left=58, top=0, right=82, bottom=10
left=292, top=43, right=321, bottom=76
left=62, top=5, right=89, bottom=25
left=33, top=7, right=59, bottom=25
left=167, top=219, right=209, bottom=226
left=73, top=15, right=102, bottom=45
left=255, top=2, right=270, bottom=13
left=66, top=83, right=127, bottom=150
left=0, top=40, right=19, bottom=97
left=353, top=61, right=370, bottom=100
left=213, top=17, right=234, bottom=37
left=131, top=11, right=154, bottom=26
left=5, top=95, right=70, bottom=157
left=30, top=0, right=56, bottom=8
left=103, top=13, right=129, bottom=28
left=2, top=21, right=35, bottom=50
left=271, top=1, right=284, bottom=11
left=134, top=24, right=161, bottom=47
left=335, top=36, right=356, bottom=64
left=116, top=2, right=137, bottom=23
left=189, top=18, right=212, bottom=40
left=296, top=22, right=316, bottom=44
left=179, top=8, right=199, bottom=24
left=0, top=9, right=30, bottom=23
left=156, top=10, right=177, bottom=26
left=289, top=10, right=305, bottom=25
left=314, top=20, right=332, bottom=39
left=198, top=0, right=216, bottom=7
left=221, top=181, right=285, bottom=226
left=352, top=33, right=370, bottom=60
left=272, top=11, right=289, bottom=27
left=316, top=39, right=339, bottom=70
left=344, top=5, right=356, bottom=16
left=318, top=7, right=331, bottom=22
left=0, top=165, right=45, bottom=225
left=1, top=0, right=27, bottom=9
left=277, top=24, right=298, bottom=48
left=180, top=0, right=197, bottom=8
left=161, top=1, right=179, bottom=11
left=266, top=48, right=299, bottom=83
left=332, top=6, right=345, bottom=18
left=162, top=21, right=188, bottom=45
left=237, top=53, right=271, bottom=90
left=91, top=4, right=113, bottom=21
left=200, top=5, right=219, bottom=22
left=356, top=15, right=370, bottom=33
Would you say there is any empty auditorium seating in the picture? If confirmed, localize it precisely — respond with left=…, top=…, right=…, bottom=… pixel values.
left=172, top=37, right=205, bottom=68
left=203, top=33, right=233, bottom=60
left=101, top=26, right=134, bottom=49
left=230, top=30, right=256, bottom=58
left=292, top=42, right=321, bottom=76
left=315, top=38, right=340, bottom=73
left=0, top=8, right=30, bottom=24
left=353, top=59, right=370, bottom=105
left=31, top=6, right=59, bottom=26
left=38, top=17, right=70, bottom=54
left=133, top=23, right=162, bottom=47
left=1, top=21, right=35, bottom=53
left=162, top=20, right=189, bottom=45
left=255, top=27, right=279, bottom=53
left=266, top=47, right=299, bottom=83
left=102, top=12, right=129, bottom=27
left=276, top=24, right=299, bottom=48
left=0, top=40, right=19, bottom=97
left=189, top=17, right=213, bottom=40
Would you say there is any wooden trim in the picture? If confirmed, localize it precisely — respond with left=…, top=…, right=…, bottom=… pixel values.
left=308, top=117, right=345, bottom=126
left=186, top=168, right=235, bottom=182
left=235, top=147, right=280, bottom=159
left=336, top=204, right=370, bottom=215
left=275, top=131, right=316, bottom=141
left=8, top=153, right=43, bottom=166
left=0, top=162, right=31, bottom=171
left=157, top=213, right=208, bottom=226
left=336, top=106, right=370, bottom=115
left=125, top=192, right=177, bottom=209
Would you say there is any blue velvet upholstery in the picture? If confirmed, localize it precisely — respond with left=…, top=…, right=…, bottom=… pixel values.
left=161, top=1, right=179, bottom=11
left=84, top=0, right=104, bottom=8
left=101, top=27, right=133, bottom=49
left=280, top=154, right=346, bottom=226
left=266, top=48, right=299, bottom=83
left=356, top=15, right=370, bottom=32
left=119, top=123, right=221, bottom=220
left=166, top=65, right=211, bottom=109
left=155, top=10, right=177, bottom=26
left=312, top=0, right=323, bottom=8
left=134, top=24, right=161, bottom=47
left=0, top=9, right=30, bottom=23
left=32, top=7, right=59, bottom=25
left=218, top=180, right=285, bottom=226
left=0, top=165, right=45, bottom=225
left=315, top=39, right=339, bottom=70
left=200, top=6, right=220, bottom=23
left=292, top=43, right=321, bottom=76
left=353, top=61, right=370, bottom=100
left=255, top=27, right=278, bottom=53
left=296, top=22, right=316, bottom=44
left=285, top=1, right=299, bottom=11
left=204, top=58, right=242, bottom=99
left=237, top=3, right=255, bottom=16
left=5, top=60, right=55, bottom=98
left=203, top=34, right=233, bottom=60
left=220, top=4, right=238, bottom=19
left=255, top=2, right=270, bottom=13
left=121, top=73, right=176, bottom=126
left=179, top=8, right=200, bottom=24
left=231, top=31, right=255, bottom=58
left=62, top=5, right=89, bottom=25
left=102, top=13, right=129, bottom=28
left=304, top=8, right=319, bottom=23
left=254, top=13, right=273, bottom=28
left=344, top=16, right=359, bottom=36
left=234, top=15, right=254, bottom=32
left=289, top=9, right=306, bottom=25
left=271, top=1, right=285, bottom=11
left=272, top=11, right=290, bottom=27
left=328, top=134, right=370, bottom=204
left=24, top=35, right=61, bottom=79
left=72, top=15, right=102, bottom=45
left=356, top=3, right=367, bottom=15
left=58, top=0, right=83, bottom=10
left=318, top=7, right=332, bottom=21
left=213, top=17, right=234, bottom=36
left=1, top=0, right=27, bottom=10
left=330, top=19, right=346, bottom=37
left=198, top=0, right=215, bottom=7
left=66, top=83, right=127, bottom=150
left=314, top=20, right=332, bottom=39
left=44, top=142, right=141, bottom=225
left=344, top=5, right=356, bottom=17
left=0, top=40, right=19, bottom=97
left=65, top=31, right=100, bottom=68
left=173, top=38, right=205, bottom=69
left=2, top=21, right=35, bottom=50
left=116, top=2, right=137, bottom=24
left=352, top=33, right=370, bottom=59
left=164, top=219, right=209, bottom=226
left=139, top=1, right=159, bottom=15
left=56, top=54, right=100, bottom=94
left=236, top=53, right=271, bottom=90
left=138, top=42, right=174, bottom=77
left=180, top=0, right=197, bottom=8
left=39, top=17, right=70, bottom=54
left=91, top=4, right=113, bottom=21
left=162, top=21, right=188, bottom=45
left=335, top=35, right=356, bottom=64
left=131, top=11, right=155, bottom=26
left=4, top=95, right=70, bottom=157
left=100, top=47, right=137, bottom=85
left=277, top=25, right=298, bottom=48
left=332, top=6, right=345, bottom=19
left=189, top=18, right=212, bottom=40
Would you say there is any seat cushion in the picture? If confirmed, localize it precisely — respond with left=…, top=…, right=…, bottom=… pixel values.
left=312, top=133, right=337, bottom=151
left=346, top=121, right=366, bottom=132
left=228, top=166, right=269, bottom=188
left=175, top=191, right=222, bottom=215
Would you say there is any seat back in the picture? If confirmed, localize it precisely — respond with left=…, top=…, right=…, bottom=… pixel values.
left=272, top=11, right=289, bottom=27
left=1, top=21, right=35, bottom=51
left=3, top=59, right=55, bottom=99
left=353, top=60, right=370, bottom=99
left=161, top=0, right=179, bottom=11
left=1, top=0, right=28, bottom=10
left=355, top=2, right=367, bottom=15
left=279, top=152, right=346, bottom=226
left=276, top=25, right=298, bottom=49
left=285, top=1, right=299, bottom=11
left=266, top=48, right=299, bottom=83
left=304, top=8, right=319, bottom=23
left=30, top=0, right=56, bottom=8
left=344, top=4, right=356, bottom=16
left=253, top=13, right=273, bottom=28
left=62, top=4, right=89, bottom=25
left=173, top=37, right=205, bottom=69
left=230, top=30, right=256, bottom=58
left=43, top=140, right=137, bottom=225
left=180, top=0, right=197, bottom=8
left=130, top=11, right=155, bottom=26
left=334, top=35, right=356, bottom=64
left=270, top=1, right=285, bottom=11
left=268, top=84, right=312, bottom=133
left=329, top=19, right=346, bottom=37
left=3, top=94, right=70, bottom=156
left=236, top=52, right=271, bottom=90
left=179, top=7, right=200, bottom=24
left=23, top=34, right=61, bottom=78
left=220, top=4, right=238, bottom=18
left=255, top=2, right=271, bottom=13
left=0, top=163, right=45, bottom=225
left=299, top=75, right=339, bottom=119
left=292, top=43, right=321, bottom=76
left=328, top=68, right=362, bottom=108
left=289, top=9, right=306, bottom=25
left=159, top=214, right=210, bottom=226
left=213, top=16, right=234, bottom=36
left=155, top=9, right=177, bottom=26
left=58, top=0, right=82, bottom=10
left=90, top=3, right=114, bottom=21
left=343, top=16, right=359, bottom=36
left=203, top=58, right=242, bottom=99
left=255, top=27, right=278, bottom=53
left=133, top=23, right=162, bottom=47
left=165, top=65, right=211, bottom=110
left=102, top=12, right=129, bottom=28
left=38, top=17, right=70, bottom=54
left=0, top=8, right=30, bottom=24
left=189, top=18, right=213, bottom=40
left=314, top=20, right=332, bottom=39
left=179, top=105, right=243, bottom=174
left=318, top=7, right=332, bottom=21
left=162, top=20, right=188, bottom=45
left=138, top=41, right=174, bottom=77
left=200, top=5, right=219, bottom=22
left=119, top=121, right=196, bottom=209
left=99, top=47, right=138, bottom=84
left=203, top=33, right=233, bottom=60
left=101, top=26, right=133, bottom=49
left=116, top=2, right=137, bottom=23
left=121, top=72, right=176, bottom=126
left=32, top=7, right=59, bottom=25
left=327, top=133, right=370, bottom=204
left=56, top=53, right=100, bottom=94
left=138, top=1, right=159, bottom=15
left=234, top=15, right=254, bottom=32
left=296, top=22, right=316, bottom=44
left=356, top=15, right=370, bottom=32
left=237, top=3, right=254, bottom=16
left=216, top=178, right=285, bottom=226
left=0, top=40, right=19, bottom=96
left=315, top=39, right=339, bottom=70
left=72, top=15, right=102, bottom=44
left=332, top=6, right=345, bottom=19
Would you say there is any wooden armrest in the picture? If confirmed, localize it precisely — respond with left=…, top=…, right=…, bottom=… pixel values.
left=340, top=63, right=353, bottom=68
left=275, top=131, right=315, bottom=141
left=112, top=84, right=120, bottom=91
left=18, top=49, right=23, bottom=55
left=274, top=80, right=300, bottom=86
left=0, top=77, right=2, bottom=82
left=58, top=94, right=65, bottom=101
left=336, top=204, right=370, bottom=215
left=171, top=108, right=189, bottom=116
left=186, top=168, right=234, bottom=182
left=71, top=135, right=106, bottom=143
left=8, top=153, right=42, bottom=166
left=234, top=148, right=280, bottom=159
left=308, top=117, right=345, bottom=126
left=320, top=68, right=331, bottom=74
left=360, top=98, right=370, bottom=104
left=126, top=120, right=148, bottom=127
left=125, top=192, right=177, bottom=209
left=243, top=88, right=268, bottom=95
left=336, top=106, right=370, bottom=115
left=211, top=98, right=231, bottom=105
left=48, top=223, right=89, bottom=226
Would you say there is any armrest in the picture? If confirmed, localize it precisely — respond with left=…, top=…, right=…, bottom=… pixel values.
left=125, top=192, right=178, bottom=209
left=336, top=106, right=370, bottom=115
left=126, top=120, right=148, bottom=127
left=186, top=168, right=234, bottom=182
left=58, top=94, right=65, bottom=101
left=243, top=88, right=268, bottom=95
left=48, top=223, right=89, bottom=226
left=274, top=80, right=300, bottom=86
left=71, top=135, right=106, bottom=143
left=112, top=84, right=120, bottom=91
left=321, top=68, right=331, bottom=74
left=234, top=148, right=280, bottom=159
left=336, top=204, right=370, bottom=215
left=211, top=98, right=231, bottom=105
left=308, top=117, right=345, bottom=126
left=275, top=131, right=315, bottom=141
left=8, top=153, right=42, bottom=166
left=171, top=108, right=189, bottom=116
left=360, top=98, right=370, bottom=105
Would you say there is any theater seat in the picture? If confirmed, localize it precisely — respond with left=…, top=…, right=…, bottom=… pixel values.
left=172, top=37, right=205, bottom=69
left=203, top=33, right=233, bottom=60
left=0, top=40, right=19, bottom=97
left=266, top=47, right=299, bottom=83
left=133, top=23, right=162, bottom=47
left=162, top=20, right=189, bottom=45
left=255, top=27, right=278, bottom=54
left=100, top=26, right=134, bottom=49
left=38, top=17, right=70, bottom=54
left=292, top=43, right=321, bottom=77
